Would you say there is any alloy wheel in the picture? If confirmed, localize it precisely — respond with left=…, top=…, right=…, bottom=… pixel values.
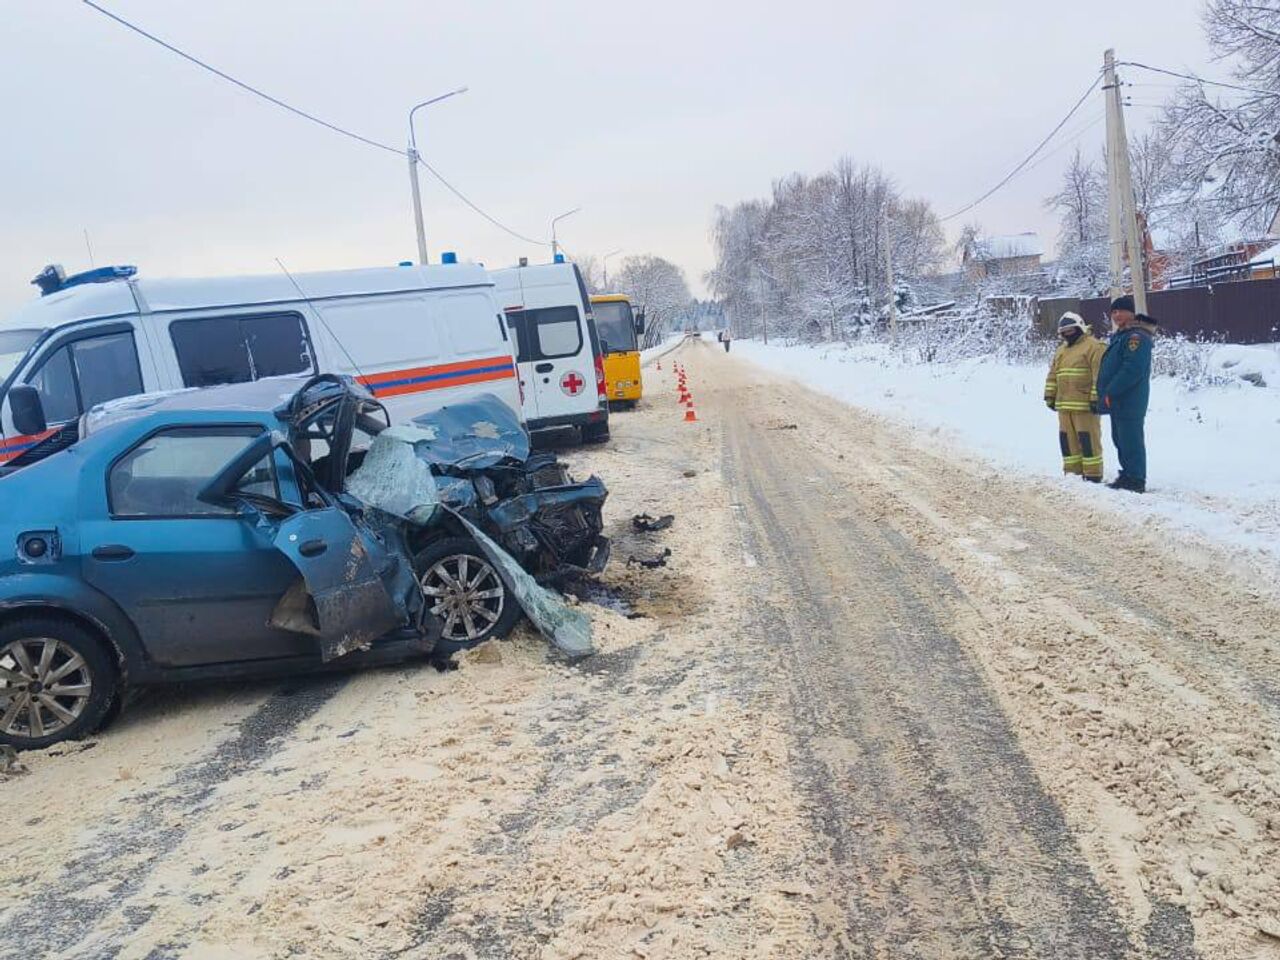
left=0, top=638, right=94, bottom=740
left=420, top=554, right=506, bottom=644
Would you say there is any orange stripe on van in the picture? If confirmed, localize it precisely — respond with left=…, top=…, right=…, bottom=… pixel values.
left=356, top=355, right=516, bottom=399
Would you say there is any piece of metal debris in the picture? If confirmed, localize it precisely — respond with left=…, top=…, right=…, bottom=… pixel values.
left=627, top=548, right=672, bottom=569
left=1, top=745, right=28, bottom=778
left=631, top=513, right=675, bottom=533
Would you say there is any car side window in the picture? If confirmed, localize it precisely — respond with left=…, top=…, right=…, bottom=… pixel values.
left=528, top=306, right=583, bottom=359
left=26, top=330, right=144, bottom=426
left=109, top=428, right=275, bottom=518
left=171, top=313, right=314, bottom=388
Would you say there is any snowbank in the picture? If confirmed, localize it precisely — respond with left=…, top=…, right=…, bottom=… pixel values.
left=733, top=338, right=1280, bottom=569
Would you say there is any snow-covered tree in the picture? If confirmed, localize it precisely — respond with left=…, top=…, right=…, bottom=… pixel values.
left=612, top=255, right=693, bottom=347
left=1046, top=147, right=1109, bottom=294
left=707, top=156, right=947, bottom=341
left=1163, top=0, right=1280, bottom=235
left=572, top=254, right=604, bottom=294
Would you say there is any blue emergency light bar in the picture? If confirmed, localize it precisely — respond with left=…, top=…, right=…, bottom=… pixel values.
left=32, top=264, right=138, bottom=296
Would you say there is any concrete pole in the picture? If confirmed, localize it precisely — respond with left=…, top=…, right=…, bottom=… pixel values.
left=408, top=147, right=428, bottom=265
left=1104, top=49, right=1149, bottom=314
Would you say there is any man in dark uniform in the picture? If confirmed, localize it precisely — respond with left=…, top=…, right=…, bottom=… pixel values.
left=1096, top=295, right=1157, bottom=492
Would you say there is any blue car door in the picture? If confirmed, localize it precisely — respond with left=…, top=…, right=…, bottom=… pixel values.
left=79, top=425, right=310, bottom=667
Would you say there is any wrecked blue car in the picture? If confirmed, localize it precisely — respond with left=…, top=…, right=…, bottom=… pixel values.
left=0, top=376, right=608, bottom=749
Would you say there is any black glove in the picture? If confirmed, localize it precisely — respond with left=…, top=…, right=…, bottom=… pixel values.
left=1090, top=400, right=1098, bottom=414
left=1045, top=398, right=1056, bottom=411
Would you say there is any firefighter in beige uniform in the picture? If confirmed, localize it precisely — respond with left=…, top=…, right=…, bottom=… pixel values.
left=1044, top=312, right=1106, bottom=481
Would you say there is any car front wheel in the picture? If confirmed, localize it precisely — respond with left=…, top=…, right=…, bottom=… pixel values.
left=413, top=538, right=522, bottom=656
left=0, top=617, right=118, bottom=751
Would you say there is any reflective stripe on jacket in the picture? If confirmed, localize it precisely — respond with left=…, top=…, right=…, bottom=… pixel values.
left=1044, top=335, right=1105, bottom=411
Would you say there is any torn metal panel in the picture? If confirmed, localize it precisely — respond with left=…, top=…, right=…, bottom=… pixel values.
left=270, top=508, right=407, bottom=661
left=448, top=511, right=594, bottom=659
left=408, top=394, right=530, bottom=468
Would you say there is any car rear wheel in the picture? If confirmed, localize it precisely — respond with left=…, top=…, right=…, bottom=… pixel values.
left=413, top=538, right=522, bottom=656
left=0, top=618, right=117, bottom=751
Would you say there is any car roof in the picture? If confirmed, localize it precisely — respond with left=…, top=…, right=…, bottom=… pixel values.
left=1, top=263, right=493, bottom=334
left=84, top=376, right=315, bottom=432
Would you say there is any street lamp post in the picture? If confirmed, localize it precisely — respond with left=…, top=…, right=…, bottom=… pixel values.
left=550, top=207, right=581, bottom=260
left=602, top=248, right=622, bottom=287
left=407, top=86, right=468, bottom=265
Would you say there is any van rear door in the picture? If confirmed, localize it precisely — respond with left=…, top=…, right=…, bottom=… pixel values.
left=513, top=306, right=590, bottom=424
left=504, top=308, right=539, bottom=422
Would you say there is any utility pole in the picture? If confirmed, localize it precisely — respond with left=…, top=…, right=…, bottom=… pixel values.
left=1103, top=50, right=1148, bottom=314
left=408, top=147, right=428, bottom=265
left=602, top=248, right=622, bottom=288
left=551, top=207, right=581, bottom=260
left=883, top=206, right=897, bottom=344
left=407, top=87, right=468, bottom=266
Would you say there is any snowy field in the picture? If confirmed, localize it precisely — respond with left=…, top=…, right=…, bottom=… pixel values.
left=732, top=336, right=1280, bottom=576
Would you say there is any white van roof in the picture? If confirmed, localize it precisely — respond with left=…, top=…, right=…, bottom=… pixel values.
left=2, top=263, right=494, bottom=333
left=490, top=262, right=580, bottom=305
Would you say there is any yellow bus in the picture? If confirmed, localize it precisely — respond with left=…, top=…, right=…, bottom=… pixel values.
left=590, top=293, right=645, bottom=408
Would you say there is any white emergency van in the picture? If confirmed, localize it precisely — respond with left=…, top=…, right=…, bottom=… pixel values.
left=491, top=259, right=610, bottom=443
left=0, top=262, right=521, bottom=464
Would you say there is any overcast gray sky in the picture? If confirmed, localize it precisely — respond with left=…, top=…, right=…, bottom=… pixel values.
left=0, top=1, right=1214, bottom=315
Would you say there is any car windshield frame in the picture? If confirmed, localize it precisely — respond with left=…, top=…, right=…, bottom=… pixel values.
left=591, top=301, right=637, bottom=354
left=0, top=328, right=45, bottom=385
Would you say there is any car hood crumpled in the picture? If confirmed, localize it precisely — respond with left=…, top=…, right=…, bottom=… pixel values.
left=346, top=413, right=595, bottom=659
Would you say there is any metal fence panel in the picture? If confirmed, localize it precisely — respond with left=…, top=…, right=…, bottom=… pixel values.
left=1080, top=280, right=1280, bottom=343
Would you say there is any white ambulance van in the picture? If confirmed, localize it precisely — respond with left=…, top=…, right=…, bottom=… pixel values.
left=0, top=261, right=521, bottom=464
left=491, top=259, right=610, bottom=444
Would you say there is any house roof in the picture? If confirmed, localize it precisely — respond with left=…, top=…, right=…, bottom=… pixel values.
left=970, top=233, right=1045, bottom=262
left=1248, top=241, right=1280, bottom=266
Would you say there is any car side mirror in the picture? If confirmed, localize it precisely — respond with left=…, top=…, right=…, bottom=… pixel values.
left=9, top=385, right=47, bottom=436
left=634, top=309, right=647, bottom=335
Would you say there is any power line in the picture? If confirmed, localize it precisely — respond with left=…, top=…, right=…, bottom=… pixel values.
left=940, top=71, right=1103, bottom=222
left=1118, top=60, right=1277, bottom=98
left=416, top=156, right=549, bottom=246
left=81, top=0, right=550, bottom=247
left=81, top=0, right=402, bottom=156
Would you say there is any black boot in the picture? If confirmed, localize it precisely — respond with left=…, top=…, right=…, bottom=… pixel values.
left=1107, top=474, right=1129, bottom=490
left=1084, top=475, right=1102, bottom=484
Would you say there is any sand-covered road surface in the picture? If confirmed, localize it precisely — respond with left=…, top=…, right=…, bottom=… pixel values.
left=2, top=339, right=1278, bottom=959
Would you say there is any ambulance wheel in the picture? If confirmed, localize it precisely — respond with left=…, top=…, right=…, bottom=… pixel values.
left=413, top=538, right=521, bottom=656
left=581, top=422, right=610, bottom=445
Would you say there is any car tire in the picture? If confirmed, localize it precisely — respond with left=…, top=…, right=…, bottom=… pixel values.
left=0, top=617, right=118, bottom=751
left=412, top=537, right=523, bottom=656
left=581, top=422, right=610, bottom=444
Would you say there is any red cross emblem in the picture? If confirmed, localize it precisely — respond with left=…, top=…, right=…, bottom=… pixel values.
left=560, top=371, right=585, bottom=396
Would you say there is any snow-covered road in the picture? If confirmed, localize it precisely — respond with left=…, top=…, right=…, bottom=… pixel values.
left=732, top=337, right=1280, bottom=581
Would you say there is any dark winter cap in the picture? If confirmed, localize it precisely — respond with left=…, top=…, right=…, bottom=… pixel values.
left=1110, top=295, right=1136, bottom=314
